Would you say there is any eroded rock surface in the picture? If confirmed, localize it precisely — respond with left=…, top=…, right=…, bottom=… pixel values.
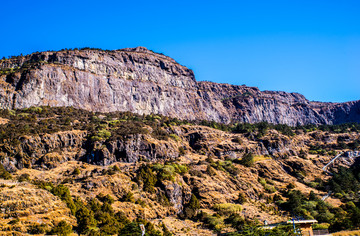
left=0, top=47, right=359, bottom=125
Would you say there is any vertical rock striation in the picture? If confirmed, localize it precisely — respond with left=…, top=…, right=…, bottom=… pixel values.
left=0, top=46, right=359, bottom=125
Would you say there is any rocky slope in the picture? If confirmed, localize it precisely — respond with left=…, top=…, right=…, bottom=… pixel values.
left=0, top=107, right=360, bottom=235
left=0, top=47, right=359, bottom=126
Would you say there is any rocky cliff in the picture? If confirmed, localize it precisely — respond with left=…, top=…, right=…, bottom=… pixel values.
left=0, top=46, right=359, bottom=125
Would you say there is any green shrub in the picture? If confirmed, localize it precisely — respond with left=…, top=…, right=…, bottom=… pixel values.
left=136, top=165, right=156, bottom=193
left=75, top=203, right=97, bottom=234
left=157, top=191, right=171, bottom=206
left=169, top=134, right=180, bottom=142
left=286, top=183, right=296, bottom=189
left=238, top=152, right=254, bottom=167
left=224, top=213, right=249, bottom=231
left=96, top=193, right=115, bottom=204
left=198, top=212, right=224, bottom=232
left=17, top=173, right=30, bottom=182
left=135, top=198, right=146, bottom=207
left=27, top=223, right=47, bottom=234
left=48, top=221, right=72, bottom=236
left=213, top=203, right=242, bottom=216
left=237, top=192, right=247, bottom=204
left=119, top=222, right=142, bottom=236
left=122, top=191, right=135, bottom=203
left=73, top=168, right=81, bottom=175
left=232, top=136, right=242, bottom=144
left=98, top=212, right=120, bottom=235
left=183, top=194, right=200, bottom=219
left=206, top=165, right=217, bottom=176
left=161, top=223, right=172, bottom=236
left=51, top=184, right=76, bottom=215
left=152, top=162, right=188, bottom=182
left=258, top=178, right=267, bottom=187
left=91, top=128, right=111, bottom=141
left=211, top=160, right=240, bottom=176
left=152, top=127, right=169, bottom=140
left=115, top=211, right=131, bottom=226
left=157, top=164, right=176, bottom=181
left=178, top=146, right=185, bottom=155
left=265, top=185, right=277, bottom=193
left=0, top=164, right=12, bottom=180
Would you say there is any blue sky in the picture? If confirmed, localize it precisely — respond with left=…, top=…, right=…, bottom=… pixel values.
left=1, top=0, right=359, bottom=102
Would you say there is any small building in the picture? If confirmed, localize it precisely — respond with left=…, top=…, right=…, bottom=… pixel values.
left=286, top=219, right=318, bottom=236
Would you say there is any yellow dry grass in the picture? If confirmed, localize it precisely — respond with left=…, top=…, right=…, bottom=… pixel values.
left=253, top=155, right=271, bottom=162
left=332, top=230, right=360, bottom=236
left=0, top=117, right=9, bottom=125
left=0, top=181, right=76, bottom=234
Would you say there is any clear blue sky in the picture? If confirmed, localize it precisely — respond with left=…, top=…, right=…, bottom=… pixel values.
left=1, top=0, right=359, bottom=102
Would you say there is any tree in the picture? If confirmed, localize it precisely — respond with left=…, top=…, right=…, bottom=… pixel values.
left=136, top=165, right=157, bottom=193
left=0, top=164, right=12, bottom=179
left=183, top=194, right=200, bottom=219
left=48, top=221, right=72, bottom=236
left=75, top=205, right=97, bottom=234
left=239, top=152, right=254, bottom=167
left=119, top=222, right=142, bottom=236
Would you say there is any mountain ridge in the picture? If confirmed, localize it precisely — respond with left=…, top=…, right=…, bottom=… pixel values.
left=0, top=46, right=359, bottom=125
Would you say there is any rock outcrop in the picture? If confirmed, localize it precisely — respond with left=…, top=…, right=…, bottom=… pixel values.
left=0, top=46, right=359, bottom=125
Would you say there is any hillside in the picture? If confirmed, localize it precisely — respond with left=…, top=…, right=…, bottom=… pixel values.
left=0, top=47, right=359, bottom=126
left=1, top=107, right=360, bottom=235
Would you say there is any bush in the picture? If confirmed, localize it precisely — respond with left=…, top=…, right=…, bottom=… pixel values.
left=122, top=191, right=135, bottom=203
left=183, top=194, right=200, bottom=219
left=27, top=223, right=47, bottom=234
left=75, top=203, right=97, bottom=234
left=136, top=165, right=156, bottom=193
left=48, top=221, right=72, bottom=236
left=96, top=193, right=115, bottom=204
left=169, top=134, right=180, bottom=142
left=211, top=160, right=240, bottom=176
left=73, top=168, right=81, bottom=175
left=119, top=222, right=142, bottom=236
left=157, top=191, right=171, bottom=206
left=232, top=136, right=242, bottom=144
left=224, top=213, right=249, bottom=231
left=91, top=129, right=111, bottom=141
left=237, top=192, right=247, bottom=204
left=135, top=198, right=146, bottom=207
left=198, top=212, right=224, bottom=232
left=286, top=183, right=296, bottom=190
left=152, top=127, right=169, bottom=140
left=178, top=146, right=185, bottom=155
left=51, top=184, right=76, bottom=215
left=152, top=162, right=188, bottom=182
left=0, top=164, right=12, bottom=180
left=213, top=203, right=242, bottom=216
left=161, top=223, right=172, bottom=236
left=206, top=165, right=217, bottom=176
left=18, top=173, right=30, bottom=182
left=238, top=152, right=254, bottom=167
left=98, top=212, right=121, bottom=235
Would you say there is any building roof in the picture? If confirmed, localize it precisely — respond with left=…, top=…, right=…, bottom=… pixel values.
left=286, top=219, right=318, bottom=224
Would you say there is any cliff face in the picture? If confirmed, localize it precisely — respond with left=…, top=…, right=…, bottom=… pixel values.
left=0, top=46, right=359, bottom=125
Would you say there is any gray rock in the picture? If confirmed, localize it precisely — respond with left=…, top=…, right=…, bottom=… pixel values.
left=0, top=47, right=359, bottom=126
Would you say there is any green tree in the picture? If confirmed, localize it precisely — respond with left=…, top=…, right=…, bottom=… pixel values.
left=239, top=152, right=254, bottom=167
left=75, top=204, right=97, bottom=234
left=136, top=165, right=157, bottom=193
left=119, top=222, right=142, bottom=236
left=48, top=221, right=72, bottom=236
left=183, top=194, right=200, bottom=219
left=0, top=164, right=12, bottom=179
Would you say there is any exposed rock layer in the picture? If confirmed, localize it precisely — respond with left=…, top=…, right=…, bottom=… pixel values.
left=0, top=47, right=359, bottom=125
